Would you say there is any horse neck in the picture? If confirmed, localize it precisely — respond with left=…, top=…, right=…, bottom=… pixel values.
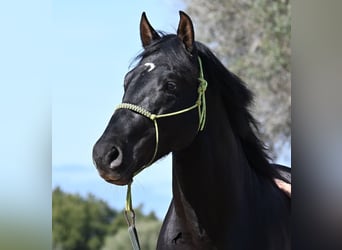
left=171, top=90, right=258, bottom=242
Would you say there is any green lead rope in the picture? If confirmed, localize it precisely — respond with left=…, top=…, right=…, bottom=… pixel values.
left=118, top=57, right=207, bottom=250
left=124, top=181, right=141, bottom=250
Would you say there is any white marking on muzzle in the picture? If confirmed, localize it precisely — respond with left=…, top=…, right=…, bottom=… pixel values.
left=144, top=62, right=155, bottom=72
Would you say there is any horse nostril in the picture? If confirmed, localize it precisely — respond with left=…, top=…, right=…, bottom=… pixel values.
left=106, top=146, right=123, bottom=169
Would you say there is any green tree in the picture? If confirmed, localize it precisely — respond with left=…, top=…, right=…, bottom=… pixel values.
left=52, top=187, right=116, bottom=250
left=53, top=188, right=162, bottom=249
left=184, top=0, right=291, bottom=158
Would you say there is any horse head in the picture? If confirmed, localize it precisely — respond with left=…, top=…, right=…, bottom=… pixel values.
left=92, top=12, right=204, bottom=185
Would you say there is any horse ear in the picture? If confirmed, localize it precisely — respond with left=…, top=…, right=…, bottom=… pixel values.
left=177, top=11, right=195, bottom=53
left=140, top=12, right=161, bottom=48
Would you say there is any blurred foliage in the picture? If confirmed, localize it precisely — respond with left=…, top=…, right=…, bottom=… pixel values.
left=52, top=187, right=161, bottom=250
left=184, top=0, right=291, bottom=159
left=102, top=205, right=162, bottom=250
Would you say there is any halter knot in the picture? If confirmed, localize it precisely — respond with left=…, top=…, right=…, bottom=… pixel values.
left=149, top=114, right=157, bottom=121
left=198, top=78, right=208, bottom=94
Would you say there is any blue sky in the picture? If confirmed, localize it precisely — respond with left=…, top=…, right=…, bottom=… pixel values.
left=51, top=0, right=290, bottom=219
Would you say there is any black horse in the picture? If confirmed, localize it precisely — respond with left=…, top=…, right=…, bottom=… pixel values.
left=93, top=11, right=290, bottom=250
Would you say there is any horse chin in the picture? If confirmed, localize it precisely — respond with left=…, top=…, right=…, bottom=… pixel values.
left=105, top=165, right=146, bottom=186
left=97, top=168, right=133, bottom=186
left=105, top=178, right=131, bottom=186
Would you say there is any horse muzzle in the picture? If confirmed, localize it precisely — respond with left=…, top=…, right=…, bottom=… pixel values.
left=92, top=141, right=132, bottom=186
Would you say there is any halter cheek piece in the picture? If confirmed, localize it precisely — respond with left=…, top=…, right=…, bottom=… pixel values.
left=115, top=57, right=207, bottom=250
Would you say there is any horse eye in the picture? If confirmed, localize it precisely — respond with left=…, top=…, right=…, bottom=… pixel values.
left=166, top=81, right=177, bottom=92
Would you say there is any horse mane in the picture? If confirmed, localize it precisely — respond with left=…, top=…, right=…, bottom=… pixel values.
left=136, top=34, right=280, bottom=179
left=196, top=42, right=280, bottom=179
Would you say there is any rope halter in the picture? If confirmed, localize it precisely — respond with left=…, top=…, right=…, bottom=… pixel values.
left=115, top=57, right=207, bottom=250
left=116, top=56, right=207, bottom=170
